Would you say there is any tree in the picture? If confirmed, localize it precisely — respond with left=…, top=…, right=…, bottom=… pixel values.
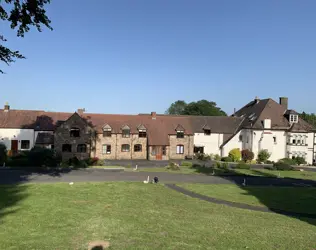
left=0, top=0, right=52, bottom=73
left=228, top=148, right=241, bottom=162
left=241, top=149, right=254, bottom=163
left=300, top=112, right=316, bottom=128
left=165, top=99, right=227, bottom=116
left=165, top=100, right=187, bottom=115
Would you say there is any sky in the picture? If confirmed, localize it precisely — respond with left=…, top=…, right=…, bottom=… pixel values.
left=1, top=0, right=316, bottom=115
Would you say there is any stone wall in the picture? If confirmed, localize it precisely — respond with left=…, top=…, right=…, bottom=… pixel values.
left=148, top=146, right=169, bottom=160
left=169, top=135, right=194, bottom=159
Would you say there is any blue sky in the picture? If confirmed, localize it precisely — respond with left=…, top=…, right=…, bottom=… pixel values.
left=1, top=0, right=315, bottom=114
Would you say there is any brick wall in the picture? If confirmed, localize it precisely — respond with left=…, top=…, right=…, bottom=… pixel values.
left=148, top=146, right=169, bottom=160
left=169, top=135, right=194, bottom=159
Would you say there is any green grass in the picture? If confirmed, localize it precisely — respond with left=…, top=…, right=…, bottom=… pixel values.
left=0, top=183, right=316, bottom=249
left=127, top=165, right=316, bottom=180
left=89, top=165, right=125, bottom=169
left=178, top=184, right=316, bottom=215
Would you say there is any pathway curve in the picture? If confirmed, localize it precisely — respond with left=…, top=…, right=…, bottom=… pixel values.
left=165, top=184, right=316, bottom=219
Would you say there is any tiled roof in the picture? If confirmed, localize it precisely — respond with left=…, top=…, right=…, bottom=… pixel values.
left=35, top=133, right=54, bottom=144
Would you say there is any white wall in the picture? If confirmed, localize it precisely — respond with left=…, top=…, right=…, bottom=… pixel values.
left=221, top=131, right=242, bottom=156
left=193, top=133, right=223, bottom=155
left=0, top=128, right=35, bottom=150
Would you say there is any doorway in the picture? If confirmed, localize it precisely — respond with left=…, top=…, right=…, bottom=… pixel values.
left=194, top=146, right=204, bottom=154
left=11, top=140, right=18, bottom=152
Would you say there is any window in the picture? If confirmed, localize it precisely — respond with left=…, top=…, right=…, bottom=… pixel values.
left=292, top=139, right=296, bottom=144
left=290, top=114, right=298, bottom=123
left=239, top=135, right=243, bottom=142
left=70, top=127, right=80, bottom=137
left=151, top=146, right=157, bottom=156
left=162, top=146, right=166, bottom=155
left=176, top=144, right=184, bottom=154
left=102, top=144, right=111, bottom=154
left=139, top=131, right=147, bottom=138
left=122, top=129, right=130, bottom=138
left=273, top=136, right=277, bottom=144
left=62, top=144, right=72, bottom=152
left=204, top=129, right=211, bottom=136
left=134, top=144, right=142, bottom=152
left=77, top=144, right=87, bottom=153
left=176, top=131, right=184, bottom=138
left=103, top=131, right=111, bottom=137
left=121, top=144, right=130, bottom=152
left=21, top=140, right=30, bottom=149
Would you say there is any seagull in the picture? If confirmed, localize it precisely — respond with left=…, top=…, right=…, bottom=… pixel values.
left=133, top=165, right=138, bottom=171
left=242, top=178, right=246, bottom=186
left=143, top=176, right=149, bottom=184
left=69, top=182, right=74, bottom=185
left=211, top=169, right=215, bottom=176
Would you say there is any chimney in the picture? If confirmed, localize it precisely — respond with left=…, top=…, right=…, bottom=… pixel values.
left=77, top=108, right=85, bottom=115
left=279, top=97, right=288, bottom=110
left=4, top=102, right=10, bottom=112
left=151, top=112, right=156, bottom=120
left=254, top=96, right=260, bottom=104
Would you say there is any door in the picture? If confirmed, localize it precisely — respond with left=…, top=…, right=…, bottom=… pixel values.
left=156, top=146, right=162, bottom=160
left=11, top=140, right=18, bottom=153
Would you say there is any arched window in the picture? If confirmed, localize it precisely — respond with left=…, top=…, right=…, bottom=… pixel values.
left=62, top=144, right=72, bottom=152
left=176, top=144, right=184, bottom=154
left=134, top=144, right=142, bottom=152
left=70, top=127, right=80, bottom=137
left=77, top=144, right=87, bottom=153
left=121, top=144, right=130, bottom=152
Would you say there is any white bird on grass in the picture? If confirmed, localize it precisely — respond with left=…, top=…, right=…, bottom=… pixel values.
left=242, top=178, right=246, bottom=186
left=69, top=182, right=74, bottom=185
left=133, top=165, right=138, bottom=171
left=143, top=176, right=149, bottom=184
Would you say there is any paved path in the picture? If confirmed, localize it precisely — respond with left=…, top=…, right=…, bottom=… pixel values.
left=165, top=184, right=316, bottom=219
left=0, top=169, right=316, bottom=187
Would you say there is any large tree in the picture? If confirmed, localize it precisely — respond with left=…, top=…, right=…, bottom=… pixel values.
left=165, top=99, right=227, bottom=116
left=0, top=0, right=52, bottom=73
left=300, top=112, right=316, bottom=128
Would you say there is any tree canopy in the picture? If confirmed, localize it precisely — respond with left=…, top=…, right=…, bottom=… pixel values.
left=300, top=112, right=316, bottom=128
left=165, top=100, right=227, bottom=116
left=0, top=0, right=52, bottom=73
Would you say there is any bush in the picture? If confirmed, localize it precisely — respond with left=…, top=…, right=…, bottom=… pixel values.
left=7, top=156, right=31, bottom=167
left=221, top=156, right=233, bottom=162
left=234, top=162, right=251, bottom=169
left=265, top=160, right=274, bottom=164
left=194, top=153, right=211, bottom=161
left=257, top=149, right=271, bottom=163
left=293, top=156, right=306, bottom=165
left=215, top=162, right=222, bottom=169
left=0, top=144, right=7, bottom=165
left=241, top=149, right=254, bottom=163
left=273, top=162, right=295, bottom=171
left=28, top=147, right=61, bottom=167
left=68, top=157, right=88, bottom=169
left=86, top=157, right=99, bottom=166
left=192, top=163, right=202, bottom=168
left=278, top=158, right=296, bottom=165
left=181, top=161, right=193, bottom=167
left=166, top=162, right=180, bottom=171
left=264, top=165, right=275, bottom=170
left=214, top=154, right=221, bottom=161
left=228, top=148, right=241, bottom=162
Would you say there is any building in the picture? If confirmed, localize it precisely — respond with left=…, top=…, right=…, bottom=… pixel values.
left=0, top=97, right=315, bottom=163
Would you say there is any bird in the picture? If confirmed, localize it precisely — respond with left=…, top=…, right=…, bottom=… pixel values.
left=69, top=182, right=74, bottom=185
left=242, top=178, right=246, bottom=186
left=143, top=176, right=149, bottom=184
left=133, top=165, right=138, bottom=171
left=211, top=169, right=215, bottom=176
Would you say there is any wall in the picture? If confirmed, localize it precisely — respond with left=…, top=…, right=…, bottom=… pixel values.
left=221, top=131, right=242, bottom=157
left=148, top=146, right=169, bottom=160
left=169, top=135, right=194, bottom=159
left=0, top=128, right=35, bottom=150
left=193, top=132, right=223, bottom=155
left=95, top=133, right=117, bottom=159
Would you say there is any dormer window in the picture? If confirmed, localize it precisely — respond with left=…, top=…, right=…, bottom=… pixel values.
left=121, top=125, right=130, bottom=138
left=70, top=127, right=80, bottom=137
left=138, top=124, right=147, bottom=138
left=204, top=129, right=211, bottom=136
left=103, top=124, right=112, bottom=137
left=176, top=131, right=184, bottom=138
left=290, top=114, right=298, bottom=123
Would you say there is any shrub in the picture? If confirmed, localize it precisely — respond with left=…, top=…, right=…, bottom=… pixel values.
left=264, top=165, right=275, bottom=170
left=192, top=163, right=202, bottom=168
left=86, top=157, right=99, bottom=166
left=228, top=148, right=241, bottom=162
left=234, top=162, right=251, bottom=169
left=215, top=162, right=221, bottom=169
left=181, top=161, right=193, bottom=167
left=241, top=149, right=254, bottom=163
left=257, top=149, right=271, bottom=163
left=194, top=153, right=211, bottom=161
left=278, top=158, right=296, bottom=165
left=96, top=159, right=104, bottom=166
left=0, top=144, right=7, bottom=165
left=7, top=156, right=31, bottom=167
left=68, top=157, right=88, bottom=169
left=221, top=156, right=233, bottom=162
left=60, top=161, right=70, bottom=168
left=293, top=156, right=306, bottom=165
left=28, top=147, right=61, bottom=167
left=166, top=162, right=180, bottom=171
left=273, top=162, right=295, bottom=171
left=265, top=160, right=274, bottom=164
left=214, top=154, right=221, bottom=161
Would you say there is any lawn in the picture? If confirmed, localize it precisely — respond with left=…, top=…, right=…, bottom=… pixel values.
left=0, top=183, right=316, bottom=249
left=177, top=184, right=316, bottom=215
left=127, top=165, right=316, bottom=180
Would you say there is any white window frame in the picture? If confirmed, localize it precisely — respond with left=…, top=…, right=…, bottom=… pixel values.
left=176, top=145, right=184, bottom=154
left=102, top=144, right=111, bottom=154
left=290, top=114, right=298, bottom=123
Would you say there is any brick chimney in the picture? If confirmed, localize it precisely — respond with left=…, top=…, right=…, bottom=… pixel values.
left=4, top=102, right=10, bottom=112
left=279, top=97, right=288, bottom=110
left=151, top=112, right=156, bottom=120
left=77, top=108, right=85, bottom=116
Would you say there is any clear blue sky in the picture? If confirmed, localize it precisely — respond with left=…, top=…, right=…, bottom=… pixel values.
left=1, top=0, right=315, bottom=114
